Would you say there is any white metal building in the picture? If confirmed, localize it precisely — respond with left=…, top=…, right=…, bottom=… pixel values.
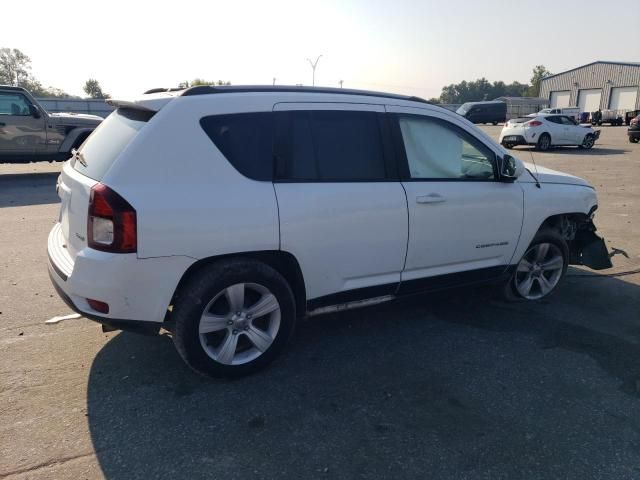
left=539, top=61, right=640, bottom=114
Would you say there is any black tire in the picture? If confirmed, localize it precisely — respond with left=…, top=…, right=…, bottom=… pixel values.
left=536, top=133, right=551, bottom=151
left=582, top=134, right=595, bottom=149
left=172, top=258, right=297, bottom=378
left=492, top=121, right=498, bottom=126
left=504, top=143, right=514, bottom=149
left=500, top=229, right=569, bottom=302
left=630, top=136, right=639, bottom=144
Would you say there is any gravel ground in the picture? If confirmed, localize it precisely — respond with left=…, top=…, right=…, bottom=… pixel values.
left=1, top=125, right=639, bottom=479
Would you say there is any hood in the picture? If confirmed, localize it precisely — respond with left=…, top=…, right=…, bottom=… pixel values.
left=521, top=162, right=592, bottom=188
left=50, top=112, right=103, bottom=125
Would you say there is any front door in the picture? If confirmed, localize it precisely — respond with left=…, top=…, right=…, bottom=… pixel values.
left=0, top=91, right=46, bottom=156
left=272, top=103, right=408, bottom=306
left=386, top=106, right=524, bottom=294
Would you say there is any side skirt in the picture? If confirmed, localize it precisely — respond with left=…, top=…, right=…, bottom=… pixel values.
left=305, top=265, right=514, bottom=316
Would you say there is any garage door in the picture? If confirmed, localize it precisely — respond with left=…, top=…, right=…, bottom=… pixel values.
left=550, top=91, right=570, bottom=108
left=578, top=89, right=602, bottom=113
left=609, top=86, right=638, bottom=111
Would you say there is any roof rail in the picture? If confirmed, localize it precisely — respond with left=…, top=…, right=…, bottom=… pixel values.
left=143, top=87, right=185, bottom=94
left=179, top=85, right=430, bottom=104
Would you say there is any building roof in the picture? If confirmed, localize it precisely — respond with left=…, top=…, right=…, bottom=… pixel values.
left=494, top=96, right=549, bottom=105
left=541, top=61, right=640, bottom=81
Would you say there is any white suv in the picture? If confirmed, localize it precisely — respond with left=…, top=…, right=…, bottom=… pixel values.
left=48, top=86, right=612, bottom=378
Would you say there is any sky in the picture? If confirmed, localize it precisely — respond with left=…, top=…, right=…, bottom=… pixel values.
left=1, top=0, right=638, bottom=100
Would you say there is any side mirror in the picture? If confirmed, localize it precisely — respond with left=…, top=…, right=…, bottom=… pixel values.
left=29, top=104, right=41, bottom=118
left=499, top=154, right=524, bottom=181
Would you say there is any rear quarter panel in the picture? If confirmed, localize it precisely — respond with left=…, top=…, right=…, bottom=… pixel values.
left=101, top=95, right=280, bottom=260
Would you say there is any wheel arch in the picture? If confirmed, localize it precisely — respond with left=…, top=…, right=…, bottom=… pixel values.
left=59, top=127, right=95, bottom=153
left=167, top=250, right=307, bottom=322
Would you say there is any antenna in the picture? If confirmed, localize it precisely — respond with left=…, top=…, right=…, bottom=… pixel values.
left=527, top=148, right=542, bottom=189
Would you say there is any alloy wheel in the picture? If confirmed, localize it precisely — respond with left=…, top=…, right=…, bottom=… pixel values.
left=198, top=283, right=281, bottom=365
left=514, top=243, right=564, bottom=300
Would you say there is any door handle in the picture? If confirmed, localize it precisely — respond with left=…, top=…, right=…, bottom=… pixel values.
left=416, top=194, right=446, bottom=204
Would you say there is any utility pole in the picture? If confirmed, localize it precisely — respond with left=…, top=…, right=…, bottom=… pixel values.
left=306, top=55, right=323, bottom=86
left=339, top=80, right=343, bottom=88
left=273, top=77, right=276, bottom=86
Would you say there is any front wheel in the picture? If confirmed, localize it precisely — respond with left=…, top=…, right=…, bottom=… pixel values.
left=630, top=136, right=639, bottom=144
left=172, top=259, right=296, bottom=378
left=582, top=134, right=595, bottom=149
left=502, top=230, right=568, bottom=301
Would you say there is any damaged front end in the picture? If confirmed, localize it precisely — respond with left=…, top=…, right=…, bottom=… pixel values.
left=561, top=212, right=612, bottom=270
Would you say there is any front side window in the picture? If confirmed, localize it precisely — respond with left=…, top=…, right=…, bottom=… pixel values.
left=398, top=115, right=495, bottom=180
left=0, top=93, right=31, bottom=116
left=275, top=110, right=386, bottom=181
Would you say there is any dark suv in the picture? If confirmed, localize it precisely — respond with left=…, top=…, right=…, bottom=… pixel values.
left=0, top=85, right=102, bottom=163
left=629, top=114, right=640, bottom=143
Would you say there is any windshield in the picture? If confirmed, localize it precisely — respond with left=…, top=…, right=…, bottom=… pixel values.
left=456, top=103, right=472, bottom=115
left=73, top=108, right=154, bottom=180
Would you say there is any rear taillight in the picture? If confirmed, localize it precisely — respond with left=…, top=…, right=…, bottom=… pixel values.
left=526, top=120, right=543, bottom=127
left=88, top=183, right=137, bottom=253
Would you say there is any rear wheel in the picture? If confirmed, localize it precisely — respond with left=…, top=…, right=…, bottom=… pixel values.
left=630, top=136, right=639, bottom=144
left=504, top=143, right=514, bottom=149
left=501, top=229, right=568, bottom=301
left=536, top=133, right=551, bottom=151
left=492, top=121, right=498, bottom=126
left=172, top=259, right=296, bottom=378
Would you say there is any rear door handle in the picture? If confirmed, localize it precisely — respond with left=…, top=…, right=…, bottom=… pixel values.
left=416, top=194, right=446, bottom=204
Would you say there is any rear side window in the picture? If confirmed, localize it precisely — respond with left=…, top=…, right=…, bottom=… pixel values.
left=74, top=108, right=153, bottom=180
left=200, top=113, right=274, bottom=181
left=275, top=110, right=386, bottom=181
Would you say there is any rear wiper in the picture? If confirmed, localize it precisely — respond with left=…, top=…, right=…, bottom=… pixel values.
left=71, top=148, right=87, bottom=167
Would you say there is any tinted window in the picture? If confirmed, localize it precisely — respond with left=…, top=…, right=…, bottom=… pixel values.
left=0, top=92, right=31, bottom=116
left=545, top=116, right=561, bottom=124
left=73, top=108, right=153, bottom=180
left=560, top=116, right=577, bottom=125
left=398, top=115, right=494, bottom=180
left=200, top=112, right=274, bottom=181
left=275, top=110, right=386, bottom=181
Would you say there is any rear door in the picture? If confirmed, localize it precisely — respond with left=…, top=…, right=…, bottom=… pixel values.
left=387, top=106, right=523, bottom=293
left=272, top=103, right=408, bottom=306
left=543, top=116, right=568, bottom=144
left=0, top=90, right=46, bottom=156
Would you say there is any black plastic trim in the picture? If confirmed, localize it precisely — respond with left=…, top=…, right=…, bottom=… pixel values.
left=306, top=265, right=514, bottom=310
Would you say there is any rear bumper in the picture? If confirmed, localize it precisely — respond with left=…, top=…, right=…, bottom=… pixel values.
left=501, top=135, right=529, bottom=146
left=47, top=222, right=194, bottom=326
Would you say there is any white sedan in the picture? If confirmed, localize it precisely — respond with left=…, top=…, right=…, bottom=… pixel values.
left=499, top=114, right=600, bottom=151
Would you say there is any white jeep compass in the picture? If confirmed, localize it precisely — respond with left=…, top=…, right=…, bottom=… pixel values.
left=48, top=86, right=612, bottom=378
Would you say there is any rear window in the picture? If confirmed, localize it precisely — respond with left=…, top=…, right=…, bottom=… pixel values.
left=200, top=113, right=275, bottom=181
left=73, top=108, right=153, bottom=180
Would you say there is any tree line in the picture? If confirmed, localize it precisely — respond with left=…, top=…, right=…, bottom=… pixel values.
left=429, top=65, right=552, bottom=104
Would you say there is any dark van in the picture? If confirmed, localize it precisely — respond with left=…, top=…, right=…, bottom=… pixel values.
left=456, top=101, right=507, bottom=125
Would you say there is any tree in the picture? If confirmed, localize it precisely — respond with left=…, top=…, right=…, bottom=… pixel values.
left=178, top=78, right=231, bottom=88
left=0, top=48, right=32, bottom=86
left=527, top=65, right=552, bottom=97
left=83, top=78, right=109, bottom=99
